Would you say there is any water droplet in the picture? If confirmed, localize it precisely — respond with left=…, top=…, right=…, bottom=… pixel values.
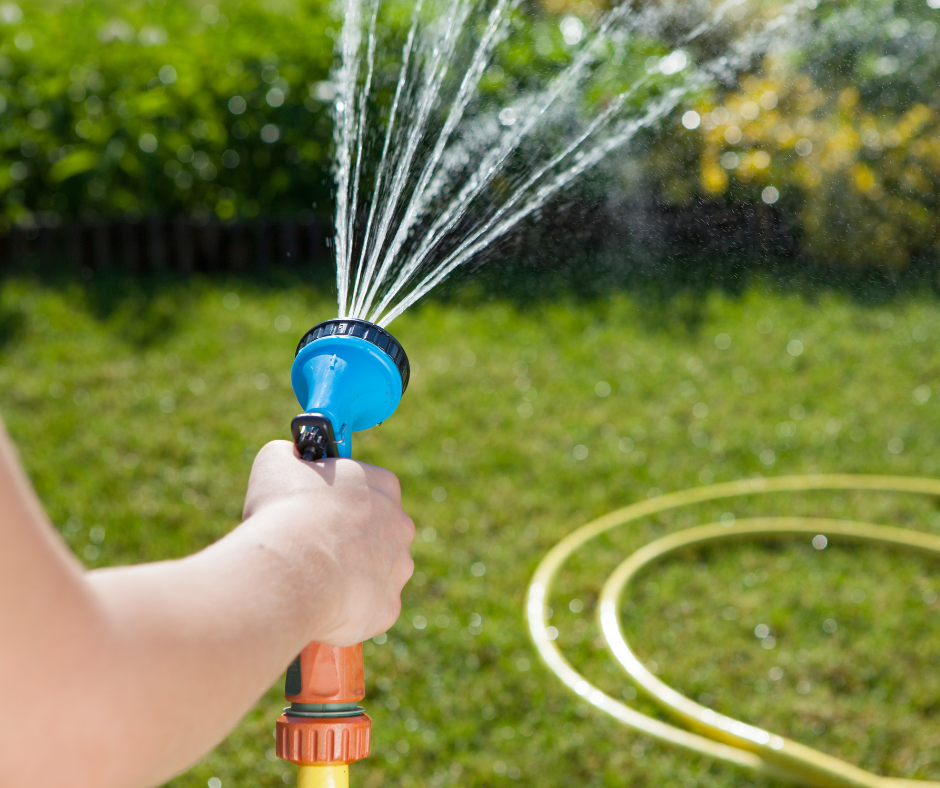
left=560, top=16, right=584, bottom=45
left=659, top=50, right=688, bottom=75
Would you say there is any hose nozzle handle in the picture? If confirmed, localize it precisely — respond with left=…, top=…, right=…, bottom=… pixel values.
left=276, top=411, right=371, bottom=767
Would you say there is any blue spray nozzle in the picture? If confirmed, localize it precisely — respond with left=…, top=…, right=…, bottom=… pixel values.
left=291, top=319, right=410, bottom=458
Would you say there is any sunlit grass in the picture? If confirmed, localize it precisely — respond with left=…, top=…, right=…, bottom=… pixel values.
left=1, top=271, right=939, bottom=788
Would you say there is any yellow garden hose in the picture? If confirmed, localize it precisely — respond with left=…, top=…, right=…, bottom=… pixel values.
left=297, top=765, right=349, bottom=788
left=526, top=475, right=940, bottom=788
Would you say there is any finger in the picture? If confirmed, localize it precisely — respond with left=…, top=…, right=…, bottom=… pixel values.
left=400, top=554, right=415, bottom=585
left=381, top=598, right=403, bottom=634
left=398, top=514, right=416, bottom=545
left=383, top=554, right=414, bottom=601
left=247, top=441, right=293, bottom=481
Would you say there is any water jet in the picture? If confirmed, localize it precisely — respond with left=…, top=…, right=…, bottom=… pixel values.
left=269, top=0, right=817, bottom=782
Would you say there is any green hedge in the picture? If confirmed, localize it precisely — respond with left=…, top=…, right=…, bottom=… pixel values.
left=0, top=0, right=687, bottom=230
left=0, top=0, right=335, bottom=226
left=645, top=0, right=940, bottom=268
left=3, top=0, right=939, bottom=271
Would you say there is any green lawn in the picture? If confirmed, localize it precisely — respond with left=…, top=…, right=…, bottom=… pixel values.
left=1, top=269, right=939, bottom=788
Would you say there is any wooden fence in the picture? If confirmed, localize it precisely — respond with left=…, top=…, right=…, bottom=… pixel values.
left=0, top=199, right=793, bottom=276
left=0, top=215, right=333, bottom=274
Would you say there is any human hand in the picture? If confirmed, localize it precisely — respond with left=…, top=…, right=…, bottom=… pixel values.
left=241, top=440, right=414, bottom=647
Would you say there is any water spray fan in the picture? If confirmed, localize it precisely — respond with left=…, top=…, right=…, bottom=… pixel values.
left=275, top=318, right=410, bottom=788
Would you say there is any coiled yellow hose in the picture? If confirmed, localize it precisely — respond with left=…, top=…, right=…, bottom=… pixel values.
left=526, top=475, right=940, bottom=788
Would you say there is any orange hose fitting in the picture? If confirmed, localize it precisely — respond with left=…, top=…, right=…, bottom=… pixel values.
left=276, top=641, right=371, bottom=766
left=276, top=713, right=372, bottom=765
left=286, top=642, right=365, bottom=704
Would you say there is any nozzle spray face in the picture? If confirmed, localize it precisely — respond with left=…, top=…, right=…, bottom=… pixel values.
left=291, top=319, right=410, bottom=458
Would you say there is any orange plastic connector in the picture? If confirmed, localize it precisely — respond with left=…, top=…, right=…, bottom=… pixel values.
left=287, top=642, right=365, bottom=704
left=276, top=713, right=371, bottom=765
left=276, top=642, right=372, bottom=766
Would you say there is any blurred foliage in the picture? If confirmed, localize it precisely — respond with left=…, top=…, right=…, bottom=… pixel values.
left=1, top=0, right=939, bottom=269
left=0, top=0, right=336, bottom=225
left=694, top=74, right=940, bottom=268
left=669, top=0, right=940, bottom=267
left=0, top=0, right=697, bottom=227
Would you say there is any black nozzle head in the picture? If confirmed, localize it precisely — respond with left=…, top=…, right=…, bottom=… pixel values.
left=295, top=318, right=410, bottom=394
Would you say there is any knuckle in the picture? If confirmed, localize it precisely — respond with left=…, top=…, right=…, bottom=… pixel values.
left=253, top=440, right=295, bottom=468
left=376, top=468, right=401, bottom=498
left=262, top=439, right=293, bottom=457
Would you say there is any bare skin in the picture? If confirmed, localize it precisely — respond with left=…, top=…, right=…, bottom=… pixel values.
left=0, top=423, right=415, bottom=788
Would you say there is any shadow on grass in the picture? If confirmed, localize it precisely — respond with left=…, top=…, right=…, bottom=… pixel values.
left=0, top=302, right=26, bottom=352
left=0, top=261, right=338, bottom=349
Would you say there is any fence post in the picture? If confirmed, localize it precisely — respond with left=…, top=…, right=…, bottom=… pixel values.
left=198, top=218, right=222, bottom=270
left=229, top=221, right=250, bottom=271
left=174, top=215, right=194, bottom=273
left=254, top=218, right=271, bottom=271
left=278, top=219, right=298, bottom=266
left=146, top=217, right=167, bottom=273
left=66, top=221, right=84, bottom=270
left=92, top=220, right=111, bottom=270
left=7, top=226, right=25, bottom=267
left=121, top=218, right=140, bottom=274
left=40, top=224, right=57, bottom=269
left=307, top=216, right=330, bottom=262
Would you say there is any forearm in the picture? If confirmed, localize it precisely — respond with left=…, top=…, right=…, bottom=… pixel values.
left=0, top=500, right=326, bottom=788
left=78, top=500, right=331, bottom=788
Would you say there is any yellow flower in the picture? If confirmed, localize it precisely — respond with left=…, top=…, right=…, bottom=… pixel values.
left=850, top=163, right=878, bottom=195
left=700, top=161, right=728, bottom=194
